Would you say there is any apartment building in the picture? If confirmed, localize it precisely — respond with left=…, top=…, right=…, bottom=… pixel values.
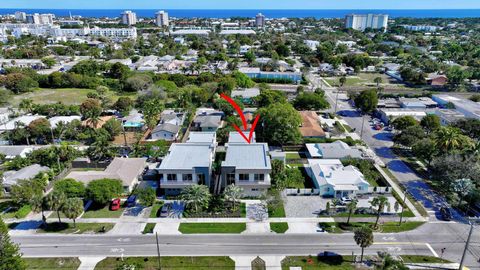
left=345, top=14, right=389, bottom=31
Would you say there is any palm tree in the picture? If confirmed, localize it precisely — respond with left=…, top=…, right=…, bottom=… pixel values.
left=346, top=199, right=358, bottom=225
left=180, top=184, right=211, bottom=213
left=88, top=138, right=114, bottom=161
left=370, top=196, right=390, bottom=229
left=224, top=184, right=243, bottom=211
left=19, top=99, right=34, bottom=114
left=44, top=190, right=67, bottom=223
left=339, top=76, right=347, bottom=88
left=61, top=198, right=84, bottom=228
left=377, top=253, right=408, bottom=270
left=86, top=114, right=101, bottom=129
left=434, top=126, right=473, bottom=152
left=30, top=195, right=47, bottom=223
left=354, top=225, right=373, bottom=263
left=374, top=77, right=383, bottom=89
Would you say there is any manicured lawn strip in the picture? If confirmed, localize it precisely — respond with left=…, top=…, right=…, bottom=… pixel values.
left=282, top=255, right=354, bottom=270
left=37, top=222, right=114, bottom=234
left=318, top=222, right=424, bottom=233
left=240, top=202, right=246, bottom=217
left=286, top=152, right=301, bottom=159
left=267, top=200, right=286, bottom=218
left=400, top=255, right=450, bottom=264
left=143, top=223, right=156, bottom=234
left=333, top=212, right=376, bottom=218
left=270, top=222, right=289, bottom=233
left=24, top=258, right=81, bottom=270
left=149, top=201, right=165, bottom=218
left=1, top=204, right=31, bottom=219
left=95, top=256, right=235, bottom=270
left=82, top=205, right=124, bottom=218
left=381, top=222, right=425, bottom=233
left=179, top=223, right=246, bottom=234
left=0, top=200, right=13, bottom=213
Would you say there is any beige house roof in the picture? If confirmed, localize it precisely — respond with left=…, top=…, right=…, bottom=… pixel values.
left=65, top=157, right=147, bottom=188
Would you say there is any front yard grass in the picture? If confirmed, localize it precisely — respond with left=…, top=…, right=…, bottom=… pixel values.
left=282, top=255, right=354, bottom=270
left=142, top=223, right=156, bottom=234
left=37, top=222, right=114, bottom=234
left=149, top=201, right=165, bottom=218
left=82, top=205, right=124, bottom=219
left=400, top=255, right=451, bottom=264
left=286, top=152, right=301, bottom=159
left=270, top=222, right=289, bottom=233
left=24, top=257, right=81, bottom=270
left=267, top=200, right=286, bottom=218
left=2, top=204, right=32, bottom=219
left=178, top=223, right=246, bottom=234
left=95, top=256, right=235, bottom=270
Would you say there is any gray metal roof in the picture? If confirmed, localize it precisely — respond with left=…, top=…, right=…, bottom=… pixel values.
left=222, top=143, right=271, bottom=170
left=3, top=164, right=50, bottom=187
left=158, top=143, right=213, bottom=170
left=152, top=123, right=180, bottom=134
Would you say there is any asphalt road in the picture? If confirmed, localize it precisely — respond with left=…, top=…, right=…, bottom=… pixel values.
left=11, top=222, right=479, bottom=268
left=308, top=73, right=450, bottom=220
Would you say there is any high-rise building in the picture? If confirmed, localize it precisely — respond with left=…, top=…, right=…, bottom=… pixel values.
left=345, top=14, right=389, bottom=31
left=26, top=13, right=54, bottom=25
left=15, top=11, right=27, bottom=22
left=121, top=10, right=137, bottom=25
left=255, top=13, right=265, bottom=28
left=155, top=11, right=169, bottom=27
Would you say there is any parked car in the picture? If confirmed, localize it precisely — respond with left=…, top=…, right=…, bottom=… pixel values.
left=125, top=195, right=137, bottom=207
left=440, top=207, right=452, bottom=221
left=160, top=203, right=171, bottom=218
left=374, top=124, right=382, bottom=130
left=110, top=198, right=121, bottom=211
left=339, top=197, right=352, bottom=205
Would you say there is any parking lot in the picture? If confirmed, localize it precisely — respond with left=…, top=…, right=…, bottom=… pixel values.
left=283, top=194, right=400, bottom=218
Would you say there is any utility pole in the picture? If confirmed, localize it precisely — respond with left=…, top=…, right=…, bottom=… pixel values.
left=399, top=193, right=407, bottom=225
left=156, top=232, right=161, bottom=270
left=459, top=222, right=474, bottom=270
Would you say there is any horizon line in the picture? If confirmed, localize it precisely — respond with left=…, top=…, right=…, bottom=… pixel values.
left=3, top=8, right=480, bottom=10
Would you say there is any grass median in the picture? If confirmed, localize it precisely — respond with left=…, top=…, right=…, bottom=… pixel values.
left=318, top=221, right=425, bottom=233
left=270, top=222, right=289, bottom=233
left=37, top=222, right=114, bottom=234
left=179, top=223, right=246, bottom=234
left=24, top=258, right=81, bottom=270
left=95, top=256, right=235, bottom=270
left=282, top=255, right=354, bottom=270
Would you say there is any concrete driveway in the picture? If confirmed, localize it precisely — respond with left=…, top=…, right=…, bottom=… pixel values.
left=284, top=196, right=326, bottom=217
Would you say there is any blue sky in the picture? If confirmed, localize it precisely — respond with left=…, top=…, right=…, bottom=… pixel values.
left=2, top=0, right=480, bottom=9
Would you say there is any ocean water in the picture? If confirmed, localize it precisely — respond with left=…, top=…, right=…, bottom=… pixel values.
left=0, top=9, right=479, bottom=19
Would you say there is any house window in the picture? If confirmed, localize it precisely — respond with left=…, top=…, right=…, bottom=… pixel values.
left=182, top=174, right=193, bottom=181
left=254, top=174, right=265, bottom=181
left=251, top=188, right=259, bottom=191
left=197, top=173, right=205, bottom=185
left=239, top=174, right=249, bottom=181
left=167, top=174, right=177, bottom=181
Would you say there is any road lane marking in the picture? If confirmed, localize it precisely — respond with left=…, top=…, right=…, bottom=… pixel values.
left=425, top=243, right=438, bottom=257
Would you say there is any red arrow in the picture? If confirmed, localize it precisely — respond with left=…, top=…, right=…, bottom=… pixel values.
left=220, top=93, right=247, bottom=131
left=220, top=94, right=260, bottom=144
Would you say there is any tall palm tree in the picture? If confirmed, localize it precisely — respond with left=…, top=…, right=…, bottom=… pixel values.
left=434, top=126, right=473, bottom=152
left=346, top=199, right=358, bottom=225
left=44, top=191, right=67, bottom=223
left=180, top=185, right=211, bottom=213
left=370, top=196, right=390, bottom=229
left=224, top=184, right=244, bottom=211
left=86, top=114, right=101, bottom=129
left=374, top=77, right=383, bottom=89
left=354, top=225, right=373, bottom=263
left=377, top=253, right=408, bottom=270
left=30, top=195, right=47, bottom=223
left=19, top=99, right=34, bottom=114
left=61, top=198, right=84, bottom=228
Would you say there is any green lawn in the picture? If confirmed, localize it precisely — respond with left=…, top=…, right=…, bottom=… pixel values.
left=82, top=205, right=124, bottom=218
left=1, top=204, right=31, bottom=219
left=24, top=258, right=81, bottom=270
left=240, top=203, right=246, bottom=217
left=286, top=152, right=302, bottom=159
left=267, top=200, right=286, bottom=218
left=11, top=88, right=137, bottom=106
left=317, top=222, right=424, bottom=233
left=143, top=223, right=156, bottom=234
left=400, top=255, right=450, bottom=264
left=37, top=222, right=114, bottom=234
left=149, top=202, right=165, bottom=218
left=282, top=256, right=354, bottom=270
left=179, top=223, right=246, bottom=234
left=95, top=256, right=235, bottom=270
left=270, top=222, right=289, bottom=233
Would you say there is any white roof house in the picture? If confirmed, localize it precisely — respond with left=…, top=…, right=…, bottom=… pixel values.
left=231, top=88, right=260, bottom=101
left=3, top=164, right=50, bottom=193
left=48, top=116, right=81, bottom=128
left=186, top=131, right=217, bottom=147
left=1, top=115, right=46, bottom=131
left=307, top=159, right=369, bottom=198
left=306, top=141, right=362, bottom=159
left=227, top=131, right=256, bottom=144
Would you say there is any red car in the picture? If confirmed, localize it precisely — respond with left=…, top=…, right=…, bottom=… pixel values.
left=110, top=198, right=121, bottom=211
left=374, top=124, right=382, bottom=130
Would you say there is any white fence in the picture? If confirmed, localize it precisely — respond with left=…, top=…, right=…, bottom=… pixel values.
left=284, top=186, right=391, bottom=196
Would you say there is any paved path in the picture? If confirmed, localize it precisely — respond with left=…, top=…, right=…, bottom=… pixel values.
left=230, top=256, right=256, bottom=270
left=78, top=257, right=105, bottom=270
